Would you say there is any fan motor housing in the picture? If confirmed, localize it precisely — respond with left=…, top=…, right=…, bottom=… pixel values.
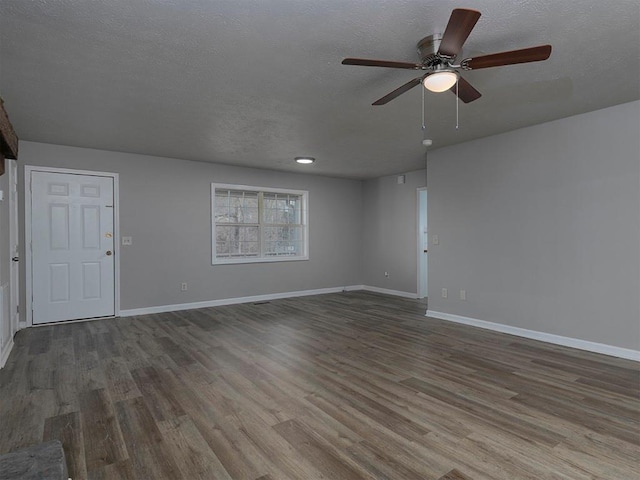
left=417, top=34, right=447, bottom=66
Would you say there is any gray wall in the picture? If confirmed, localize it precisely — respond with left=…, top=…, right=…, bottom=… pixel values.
left=14, top=101, right=640, bottom=352
left=427, top=101, right=640, bottom=350
left=361, top=169, right=426, bottom=294
left=19, top=142, right=363, bottom=311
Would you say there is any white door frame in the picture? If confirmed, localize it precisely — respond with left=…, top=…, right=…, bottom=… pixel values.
left=416, top=187, right=428, bottom=299
left=24, top=165, right=120, bottom=327
left=8, top=159, right=19, bottom=335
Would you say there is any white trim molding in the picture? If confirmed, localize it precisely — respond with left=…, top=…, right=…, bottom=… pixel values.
left=361, top=285, right=418, bottom=299
left=0, top=283, right=13, bottom=369
left=211, top=182, right=309, bottom=265
left=426, top=310, right=640, bottom=362
left=0, top=337, right=13, bottom=369
left=120, top=284, right=418, bottom=317
left=121, top=285, right=364, bottom=317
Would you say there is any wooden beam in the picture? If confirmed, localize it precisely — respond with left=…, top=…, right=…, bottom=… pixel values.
left=0, top=97, right=19, bottom=162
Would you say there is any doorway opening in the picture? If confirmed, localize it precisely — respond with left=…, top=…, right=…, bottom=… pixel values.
left=1, top=159, right=19, bottom=368
left=417, top=187, right=428, bottom=301
left=8, top=159, right=19, bottom=335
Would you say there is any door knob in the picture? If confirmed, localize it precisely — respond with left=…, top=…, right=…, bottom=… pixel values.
left=11, top=256, right=19, bottom=262
left=106, top=250, right=113, bottom=256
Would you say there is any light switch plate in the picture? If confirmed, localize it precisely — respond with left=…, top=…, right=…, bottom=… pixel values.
left=122, top=236, right=132, bottom=246
left=433, top=234, right=439, bottom=245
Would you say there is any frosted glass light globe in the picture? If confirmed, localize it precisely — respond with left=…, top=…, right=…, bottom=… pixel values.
left=423, top=71, right=458, bottom=92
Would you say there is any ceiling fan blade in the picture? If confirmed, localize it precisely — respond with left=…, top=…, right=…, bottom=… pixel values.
left=342, top=58, right=421, bottom=69
left=450, top=76, right=481, bottom=103
left=438, top=8, right=481, bottom=58
left=372, top=77, right=422, bottom=105
left=464, top=44, right=552, bottom=70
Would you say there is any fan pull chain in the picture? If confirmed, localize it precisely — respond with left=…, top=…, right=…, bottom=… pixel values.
left=455, top=79, right=459, bottom=130
left=421, top=83, right=426, bottom=134
left=424, top=139, right=428, bottom=184
left=423, top=83, right=428, bottom=187
left=419, top=83, right=435, bottom=148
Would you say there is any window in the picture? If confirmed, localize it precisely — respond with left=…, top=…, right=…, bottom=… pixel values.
left=212, top=183, right=309, bottom=264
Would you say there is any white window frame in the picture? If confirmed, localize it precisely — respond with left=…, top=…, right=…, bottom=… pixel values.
left=211, top=183, right=309, bottom=265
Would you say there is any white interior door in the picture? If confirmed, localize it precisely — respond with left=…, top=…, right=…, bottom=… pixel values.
left=31, top=171, right=115, bottom=324
left=8, top=159, right=19, bottom=335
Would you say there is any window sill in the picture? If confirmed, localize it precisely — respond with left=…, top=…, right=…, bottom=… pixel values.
left=212, top=255, right=309, bottom=265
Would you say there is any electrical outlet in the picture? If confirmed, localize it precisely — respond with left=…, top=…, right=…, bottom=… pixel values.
left=384, top=271, right=389, bottom=277
left=442, top=288, right=448, bottom=298
left=122, top=236, right=132, bottom=246
left=181, top=282, right=188, bottom=291
left=460, top=289, right=466, bottom=300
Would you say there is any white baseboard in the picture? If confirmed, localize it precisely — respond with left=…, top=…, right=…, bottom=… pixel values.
left=0, top=283, right=12, bottom=369
left=361, top=285, right=418, bottom=299
left=120, top=285, right=363, bottom=317
left=120, top=284, right=418, bottom=317
left=0, top=337, right=13, bottom=370
left=426, top=310, right=640, bottom=362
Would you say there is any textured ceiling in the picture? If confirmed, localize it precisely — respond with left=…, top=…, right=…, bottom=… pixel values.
left=1, top=0, right=638, bottom=179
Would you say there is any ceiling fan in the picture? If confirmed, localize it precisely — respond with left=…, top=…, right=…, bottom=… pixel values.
left=342, top=8, right=552, bottom=105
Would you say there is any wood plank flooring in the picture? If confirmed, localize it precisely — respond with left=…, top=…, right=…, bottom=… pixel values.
left=0, top=291, right=638, bottom=479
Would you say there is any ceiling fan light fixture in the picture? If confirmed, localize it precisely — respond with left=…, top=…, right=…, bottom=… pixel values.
left=295, top=156, right=315, bottom=164
left=423, top=71, right=458, bottom=93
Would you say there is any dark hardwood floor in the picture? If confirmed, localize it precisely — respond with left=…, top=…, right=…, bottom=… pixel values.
left=0, top=292, right=638, bottom=479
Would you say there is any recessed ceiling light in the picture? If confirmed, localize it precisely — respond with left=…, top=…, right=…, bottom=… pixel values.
left=295, top=157, right=315, bottom=164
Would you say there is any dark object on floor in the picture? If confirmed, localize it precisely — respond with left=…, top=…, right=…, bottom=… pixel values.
left=0, top=440, right=68, bottom=480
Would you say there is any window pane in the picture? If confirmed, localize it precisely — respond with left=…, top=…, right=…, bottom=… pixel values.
left=216, top=225, right=259, bottom=257
left=288, top=197, right=302, bottom=224
left=216, top=190, right=258, bottom=224
left=263, top=195, right=276, bottom=223
left=214, top=190, right=230, bottom=223
left=263, top=193, right=302, bottom=224
left=263, top=226, right=303, bottom=256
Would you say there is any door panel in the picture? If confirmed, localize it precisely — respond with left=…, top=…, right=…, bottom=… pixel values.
left=32, top=171, right=115, bottom=324
left=50, top=203, right=70, bottom=249
left=49, top=263, right=70, bottom=301
left=82, top=205, right=101, bottom=248
left=82, top=262, right=102, bottom=299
